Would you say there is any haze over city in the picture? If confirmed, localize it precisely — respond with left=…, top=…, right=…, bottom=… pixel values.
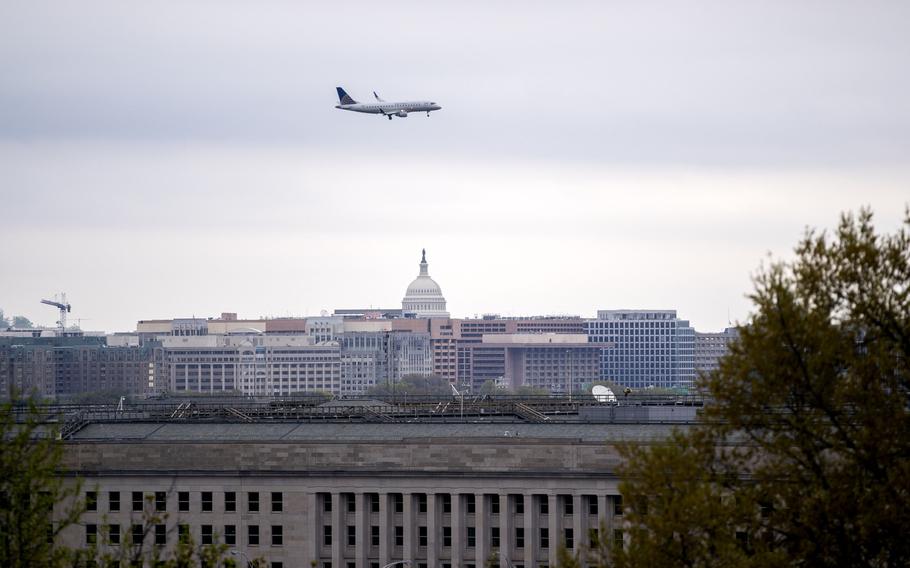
left=2, top=1, right=909, bottom=333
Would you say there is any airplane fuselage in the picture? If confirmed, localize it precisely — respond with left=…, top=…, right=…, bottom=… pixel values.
left=335, top=101, right=441, bottom=118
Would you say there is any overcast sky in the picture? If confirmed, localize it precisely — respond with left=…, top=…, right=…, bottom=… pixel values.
left=1, top=0, right=908, bottom=333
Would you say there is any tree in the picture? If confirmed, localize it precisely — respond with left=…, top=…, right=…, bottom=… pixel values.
left=366, top=374, right=453, bottom=397
left=0, top=393, right=84, bottom=568
left=0, top=392, right=240, bottom=567
left=11, top=316, right=34, bottom=329
left=0, top=309, right=10, bottom=328
left=597, top=209, right=910, bottom=567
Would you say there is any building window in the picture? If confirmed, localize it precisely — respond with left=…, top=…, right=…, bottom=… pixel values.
left=516, top=527, right=524, bottom=548
left=248, top=492, right=259, bottom=513
left=539, top=496, right=548, bottom=515
left=178, top=524, right=190, bottom=544
left=178, top=492, right=189, bottom=512
left=587, top=496, right=598, bottom=516
left=491, top=527, right=500, bottom=548
left=564, top=528, right=574, bottom=549
left=272, top=492, right=283, bottom=513
left=347, top=493, right=356, bottom=513
left=614, top=496, right=623, bottom=516
left=589, top=528, right=599, bottom=548
left=155, top=492, right=166, bottom=512
left=371, top=525, right=380, bottom=547
left=272, top=563, right=284, bottom=568
left=46, top=523, right=54, bottom=544
left=564, top=496, right=573, bottom=516
left=467, top=527, right=476, bottom=547
left=442, top=494, right=451, bottom=514
left=514, top=495, right=523, bottom=515
left=225, top=491, right=236, bottom=512
left=466, top=495, right=476, bottom=514
left=418, top=494, right=427, bottom=514
left=225, top=525, right=236, bottom=546
left=443, top=526, right=452, bottom=547
left=248, top=525, right=259, bottom=546
left=323, top=493, right=332, bottom=512
left=370, top=494, right=379, bottom=513
left=490, top=495, right=500, bottom=515
left=86, top=491, right=97, bottom=512
left=395, top=526, right=404, bottom=546
left=418, top=526, right=427, bottom=547
left=394, top=494, right=403, bottom=514
left=347, top=525, right=356, bottom=546
left=272, top=525, right=283, bottom=546
left=86, top=524, right=97, bottom=545
left=201, top=525, right=213, bottom=545
left=108, top=524, right=120, bottom=545
left=613, top=529, right=624, bottom=550
left=109, top=491, right=120, bottom=512
left=131, top=524, right=143, bottom=546
left=154, top=524, right=166, bottom=546
left=540, top=528, right=549, bottom=549
left=323, top=525, right=332, bottom=546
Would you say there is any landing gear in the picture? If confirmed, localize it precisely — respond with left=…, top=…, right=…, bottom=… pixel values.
left=387, top=115, right=392, bottom=120
left=426, top=112, right=430, bottom=117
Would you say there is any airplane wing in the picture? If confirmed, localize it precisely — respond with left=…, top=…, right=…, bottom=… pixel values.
left=373, top=91, right=385, bottom=102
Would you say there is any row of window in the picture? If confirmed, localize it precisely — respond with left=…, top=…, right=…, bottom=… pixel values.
left=86, top=491, right=624, bottom=517
left=320, top=493, right=622, bottom=516
left=86, top=522, right=283, bottom=547
left=86, top=491, right=282, bottom=514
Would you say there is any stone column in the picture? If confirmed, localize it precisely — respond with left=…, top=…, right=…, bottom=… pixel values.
left=548, top=494, right=558, bottom=567
left=403, top=493, right=415, bottom=564
left=476, top=493, right=487, bottom=568
left=572, top=494, right=583, bottom=557
left=379, top=493, right=390, bottom=566
left=332, top=492, right=343, bottom=568
left=523, top=493, right=537, bottom=568
left=355, top=493, right=366, bottom=568
left=499, top=493, right=512, bottom=568
left=452, top=493, right=463, bottom=568
left=305, top=492, right=318, bottom=567
left=598, top=495, right=608, bottom=534
left=427, top=493, right=438, bottom=568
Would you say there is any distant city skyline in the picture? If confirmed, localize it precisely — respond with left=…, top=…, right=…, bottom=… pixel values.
left=2, top=1, right=908, bottom=335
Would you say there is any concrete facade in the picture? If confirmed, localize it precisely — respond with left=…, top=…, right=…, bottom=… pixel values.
left=57, top=422, right=653, bottom=568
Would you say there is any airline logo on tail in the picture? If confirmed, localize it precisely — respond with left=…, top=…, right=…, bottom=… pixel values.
left=334, top=86, right=442, bottom=120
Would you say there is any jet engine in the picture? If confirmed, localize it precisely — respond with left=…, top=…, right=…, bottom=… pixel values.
left=395, top=110, right=408, bottom=117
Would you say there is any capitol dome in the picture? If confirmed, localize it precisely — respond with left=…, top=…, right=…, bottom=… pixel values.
left=402, top=249, right=449, bottom=318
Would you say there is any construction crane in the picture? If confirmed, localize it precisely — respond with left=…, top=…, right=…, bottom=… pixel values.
left=41, top=293, right=71, bottom=332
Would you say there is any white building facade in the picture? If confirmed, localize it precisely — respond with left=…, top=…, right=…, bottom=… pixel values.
left=402, top=250, right=449, bottom=318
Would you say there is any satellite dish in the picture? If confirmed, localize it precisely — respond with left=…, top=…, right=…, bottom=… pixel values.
left=592, top=385, right=616, bottom=403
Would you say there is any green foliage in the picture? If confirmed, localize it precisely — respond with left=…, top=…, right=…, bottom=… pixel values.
left=11, top=316, right=34, bottom=329
left=0, top=309, right=9, bottom=328
left=0, top=392, right=84, bottom=568
left=596, top=209, right=910, bottom=567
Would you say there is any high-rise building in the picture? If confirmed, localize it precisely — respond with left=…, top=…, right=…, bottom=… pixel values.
left=0, top=337, right=161, bottom=400
left=694, top=327, right=739, bottom=375
left=401, top=249, right=449, bottom=318
left=585, top=310, right=696, bottom=390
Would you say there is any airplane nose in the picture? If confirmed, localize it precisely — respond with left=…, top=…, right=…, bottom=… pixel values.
left=433, top=105, right=442, bottom=110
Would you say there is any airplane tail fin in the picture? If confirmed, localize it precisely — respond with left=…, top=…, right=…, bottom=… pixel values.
left=336, top=87, right=357, bottom=105
left=373, top=91, right=385, bottom=102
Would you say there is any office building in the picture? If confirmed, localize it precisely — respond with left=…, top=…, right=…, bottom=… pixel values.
left=585, top=310, right=696, bottom=390
left=694, top=327, right=739, bottom=375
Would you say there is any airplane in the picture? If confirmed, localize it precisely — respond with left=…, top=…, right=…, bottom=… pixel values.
left=335, top=87, right=442, bottom=120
